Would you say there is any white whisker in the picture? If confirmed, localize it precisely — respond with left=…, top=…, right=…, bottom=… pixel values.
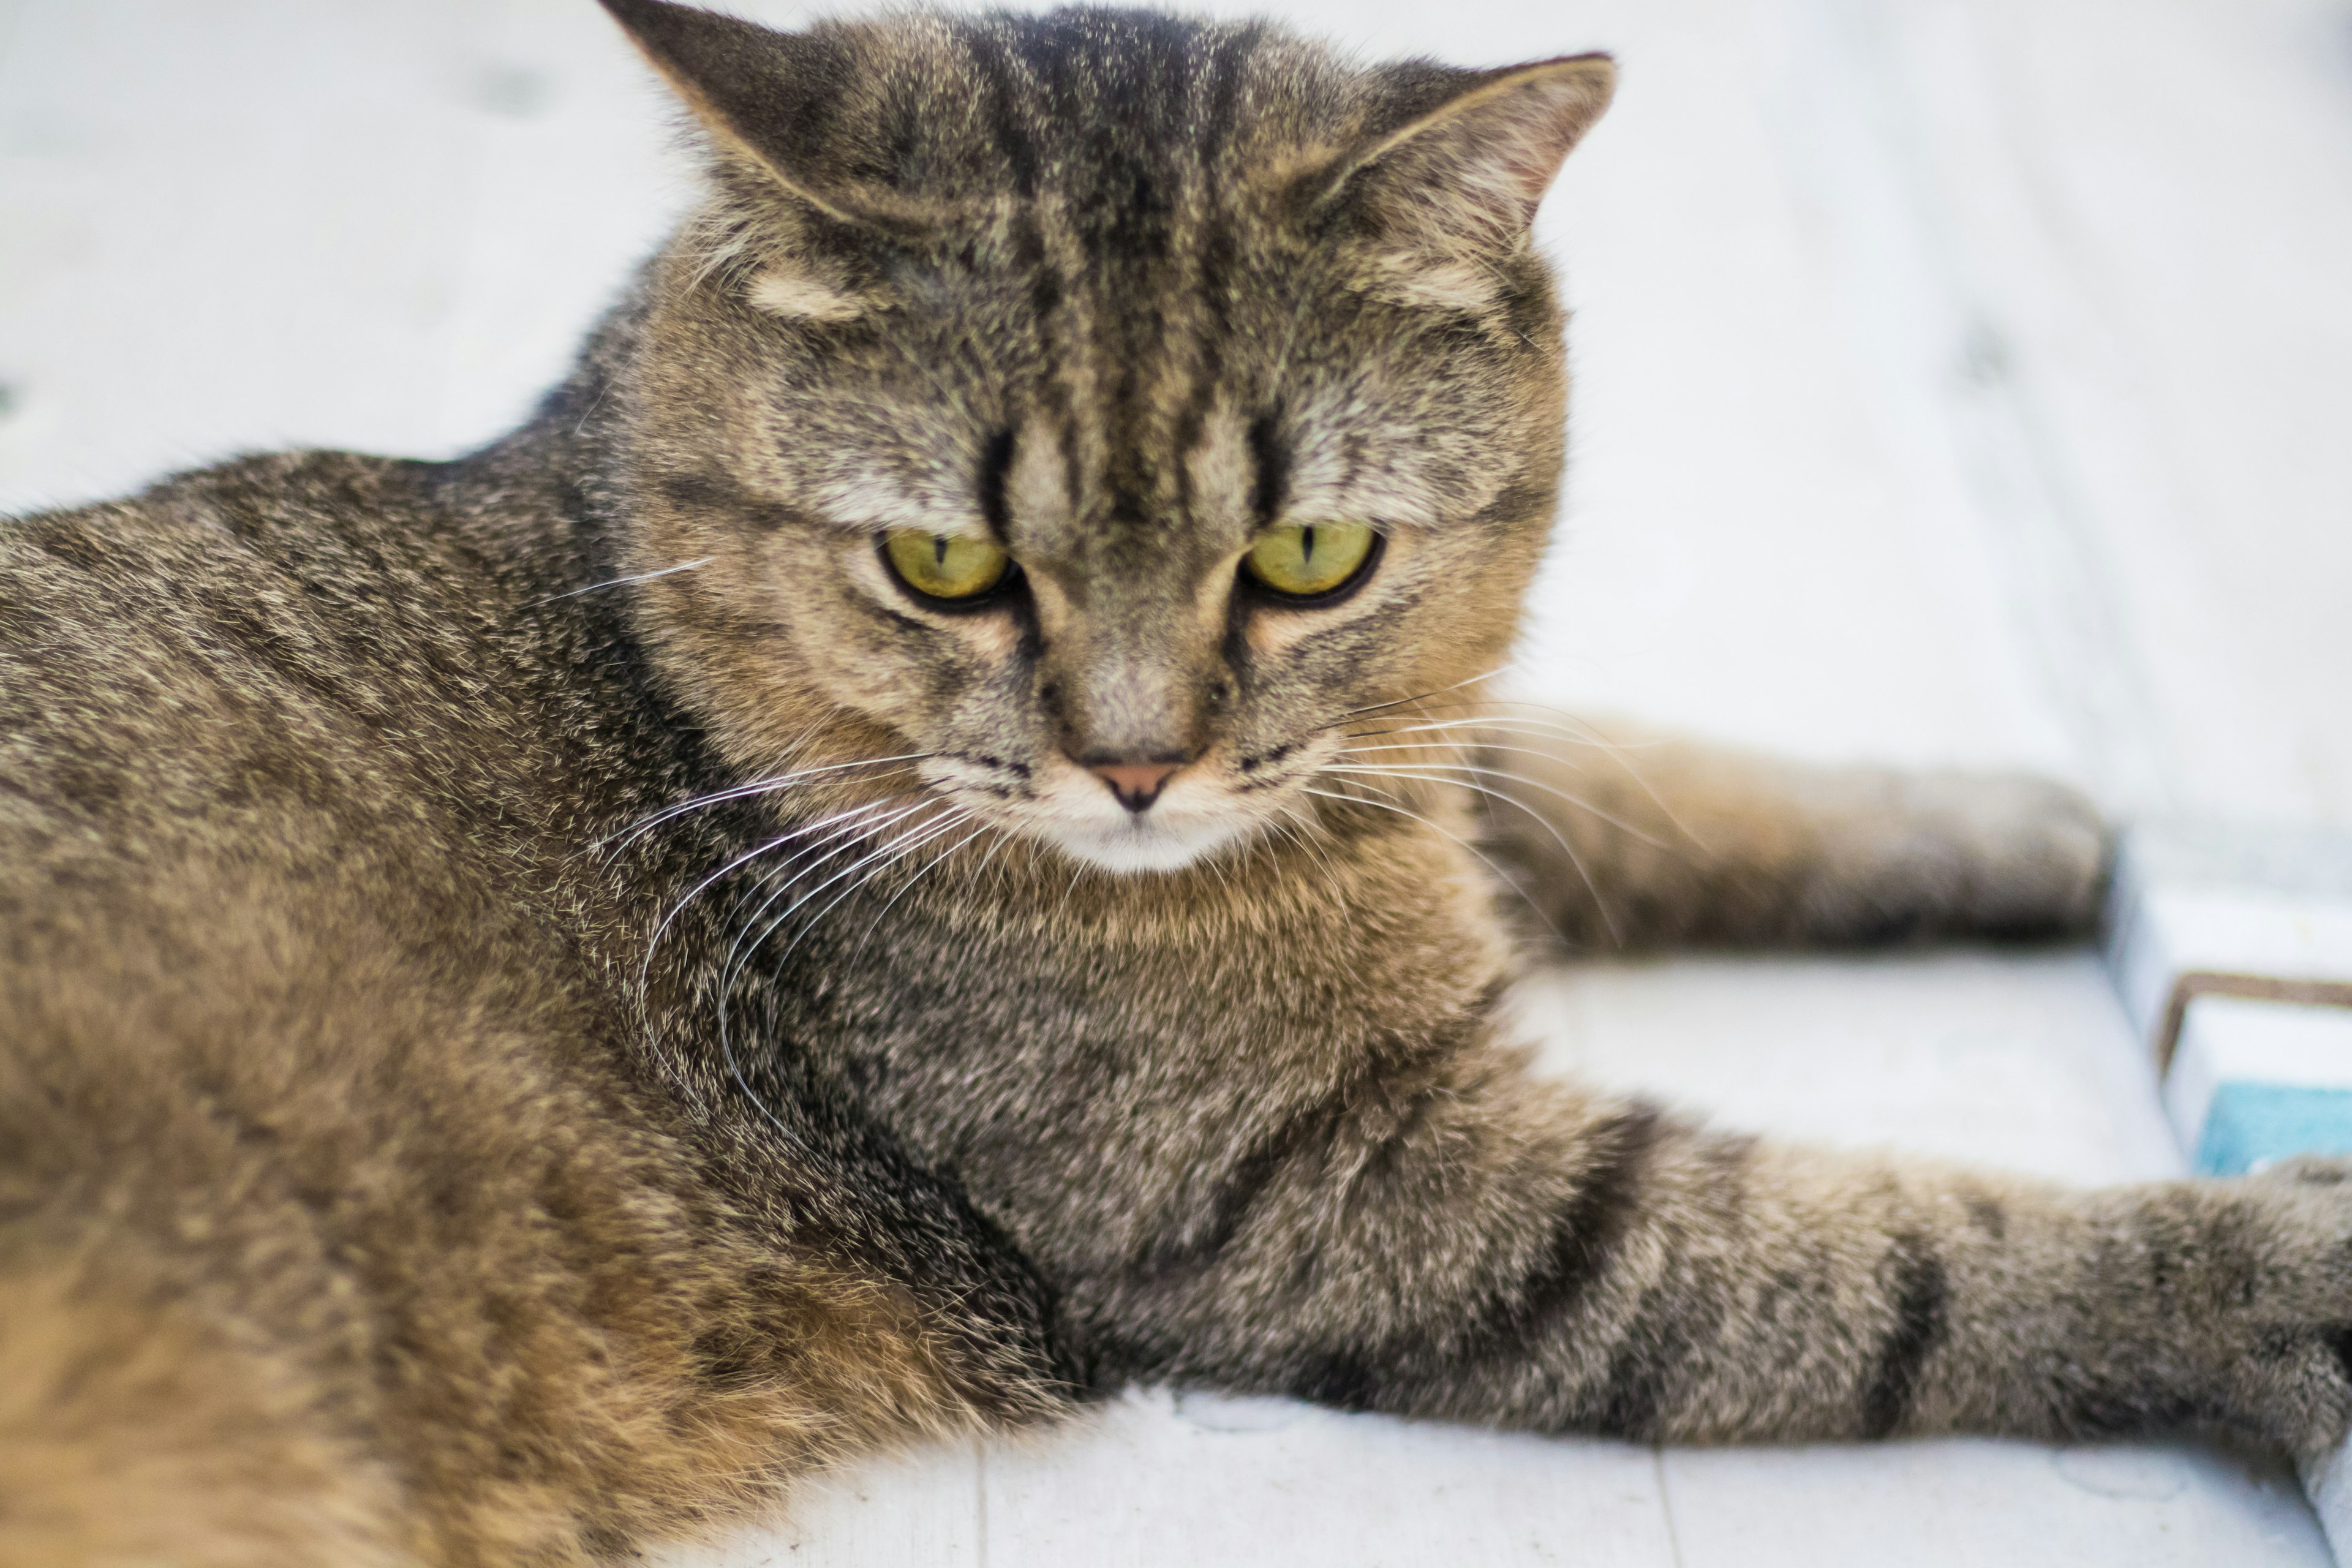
left=637, top=794, right=918, bottom=1011
left=846, top=818, right=991, bottom=962
left=1298, top=783, right=1569, bottom=946
left=602, top=752, right=933, bottom=853
left=1322, top=666, right=1512, bottom=728
left=1330, top=753, right=1676, bottom=853
left=718, top=799, right=944, bottom=997
left=1322, top=765, right=1621, bottom=944
left=532, top=556, right=715, bottom=607
left=1334, top=710, right=1708, bottom=853
left=711, top=801, right=965, bottom=1134
left=1269, top=805, right=1351, bottom=911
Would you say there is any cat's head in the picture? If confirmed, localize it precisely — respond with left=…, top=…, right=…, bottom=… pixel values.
left=603, top=1, right=1611, bottom=872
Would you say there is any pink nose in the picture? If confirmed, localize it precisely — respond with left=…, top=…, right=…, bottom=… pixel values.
left=1089, top=761, right=1182, bottom=812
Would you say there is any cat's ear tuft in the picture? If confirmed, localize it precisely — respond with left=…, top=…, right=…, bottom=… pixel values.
left=598, top=0, right=909, bottom=232
left=1318, top=54, right=1615, bottom=288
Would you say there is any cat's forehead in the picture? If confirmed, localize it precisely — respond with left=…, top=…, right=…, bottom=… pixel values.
left=794, top=363, right=1510, bottom=554
left=780, top=238, right=1526, bottom=549
left=828, top=11, right=1357, bottom=208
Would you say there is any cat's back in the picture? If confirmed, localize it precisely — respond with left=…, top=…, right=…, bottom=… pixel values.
left=0, top=445, right=631, bottom=1018
left=0, top=447, right=614, bottom=1268
left=0, top=445, right=631, bottom=1158
left=1, top=449, right=541, bottom=868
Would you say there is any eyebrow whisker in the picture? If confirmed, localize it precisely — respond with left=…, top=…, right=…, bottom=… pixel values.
left=530, top=556, right=715, bottom=606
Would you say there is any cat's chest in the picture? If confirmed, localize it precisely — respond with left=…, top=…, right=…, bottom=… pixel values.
left=758, top=834, right=1515, bottom=1208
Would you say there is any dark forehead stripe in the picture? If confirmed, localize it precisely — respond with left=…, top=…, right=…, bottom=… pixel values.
left=1164, top=27, right=1269, bottom=530
left=977, top=428, right=1017, bottom=545
left=963, top=24, right=1041, bottom=198
left=1248, top=413, right=1287, bottom=526
left=944, top=11, right=1274, bottom=533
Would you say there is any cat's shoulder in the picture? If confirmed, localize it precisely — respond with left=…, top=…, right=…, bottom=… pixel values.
left=0, top=448, right=557, bottom=853
left=3, top=448, right=469, bottom=592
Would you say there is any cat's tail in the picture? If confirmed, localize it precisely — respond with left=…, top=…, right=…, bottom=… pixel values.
left=0, top=1240, right=415, bottom=1568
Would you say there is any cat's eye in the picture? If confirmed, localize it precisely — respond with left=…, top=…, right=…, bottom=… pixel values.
left=882, top=530, right=1011, bottom=603
left=1242, top=521, right=1379, bottom=601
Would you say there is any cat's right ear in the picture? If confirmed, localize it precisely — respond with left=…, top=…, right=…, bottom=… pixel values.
left=1311, top=54, right=1615, bottom=311
left=597, top=0, right=920, bottom=238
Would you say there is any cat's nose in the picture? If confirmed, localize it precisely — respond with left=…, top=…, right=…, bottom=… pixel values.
left=1087, top=760, right=1182, bottom=813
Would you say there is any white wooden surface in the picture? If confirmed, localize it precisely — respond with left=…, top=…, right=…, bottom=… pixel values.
left=5, top=1, right=2350, bottom=1564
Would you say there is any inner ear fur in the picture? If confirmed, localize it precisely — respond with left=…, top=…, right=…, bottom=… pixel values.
left=597, top=0, right=933, bottom=236
left=601, top=0, right=938, bottom=325
left=1316, top=54, right=1616, bottom=277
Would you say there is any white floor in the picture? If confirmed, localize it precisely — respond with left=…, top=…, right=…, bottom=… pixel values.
left=4, top=1, right=2349, bottom=1563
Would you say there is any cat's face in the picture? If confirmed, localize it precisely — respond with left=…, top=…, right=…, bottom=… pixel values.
left=611, top=6, right=1610, bottom=872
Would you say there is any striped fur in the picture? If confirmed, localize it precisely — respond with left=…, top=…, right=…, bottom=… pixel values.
left=2, top=6, right=2347, bottom=1564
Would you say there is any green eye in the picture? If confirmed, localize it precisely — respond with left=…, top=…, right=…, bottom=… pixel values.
left=883, top=530, right=1011, bottom=601
left=1243, top=521, right=1378, bottom=600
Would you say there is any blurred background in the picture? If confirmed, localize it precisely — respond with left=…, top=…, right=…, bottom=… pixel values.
left=2, top=2, right=2348, bottom=1564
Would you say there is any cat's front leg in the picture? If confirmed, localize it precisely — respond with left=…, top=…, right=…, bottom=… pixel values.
left=1457, top=718, right=2111, bottom=951
left=1060, top=1047, right=2352, bottom=1457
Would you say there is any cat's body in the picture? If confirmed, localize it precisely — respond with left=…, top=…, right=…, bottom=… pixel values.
left=5, top=6, right=2350, bottom=1566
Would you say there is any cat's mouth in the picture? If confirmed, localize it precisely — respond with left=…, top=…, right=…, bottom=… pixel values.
left=1041, top=806, right=1254, bottom=874
left=921, top=748, right=1317, bottom=875
left=945, top=757, right=1264, bottom=874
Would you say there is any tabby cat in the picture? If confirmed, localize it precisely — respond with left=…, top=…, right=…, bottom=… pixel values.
left=4, top=4, right=2347, bottom=1564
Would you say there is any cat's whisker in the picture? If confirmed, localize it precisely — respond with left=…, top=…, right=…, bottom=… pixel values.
left=1199, top=837, right=1238, bottom=897
left=639, top=794, right=922, bottom=1012
left=1330, top=751, right=1679, bottom=853
left=845, top=817, right=992, bottom=964
left=710, top=805, right=923, bottom=947
left=1338, top=714, right=1621, bottom=752
left=1321, top=666, right=1513, bottom=728
left=1346, top=697, right=1658, bottom=732
left=966, top=818, right=1014, bottom=888
left=647, top=793, right=905, bottom=929
left=1349, top=701, right=1682, bottom=767
left=606, top=752, right=926, bottom=851
left=602, top=752, right=934, bottom=853
left=530, top=556, right=715, bottom=608
left=710, top=799, right=973, bottom=1128
left=1298, top=783, right=1572, bottom=946
left=1341, top=710, right=1593, bottom=736
left=1320, top=765, right=1623, bottom=944
left=1335, top=728, right=1597, bottom=764
left=765, top=717, right=845, bottom=783
left=718, top=797, right=949, bottom=1000
left=573, top=385, right=610, bottom=438
left=1267, top=805, right=1351, bottom=911
left=800, top=806, right=978, bottom=941
left=1333, top=710, right=1709, bottom=851
left=730, top=791, right=935, bottom=897
left=715, top=826, right=902, bottom=973
left=755, top=807, right=978, bottom=996
left=712, top=817, right=935, bottom=1034
left=1464, top=712, right=1709, bottom=852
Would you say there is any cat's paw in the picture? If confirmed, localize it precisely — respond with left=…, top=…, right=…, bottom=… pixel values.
left=2193, top=1163, right=2352, bottom=1455
left=1934, top=772, right=2111, bottom=937
left=1814, top=770, right=2113, bottom=943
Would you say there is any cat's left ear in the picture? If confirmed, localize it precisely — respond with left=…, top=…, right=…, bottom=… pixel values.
left=1315, top=55, right=1615, bottom=305
left=597, top=0, right=916, bottom=235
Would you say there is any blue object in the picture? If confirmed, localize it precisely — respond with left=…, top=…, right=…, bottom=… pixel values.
left=2192, top=1082, right=2352, bottom=1176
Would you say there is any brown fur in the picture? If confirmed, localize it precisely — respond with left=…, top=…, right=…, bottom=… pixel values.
left=2, top=7, right=2346, bottom=1565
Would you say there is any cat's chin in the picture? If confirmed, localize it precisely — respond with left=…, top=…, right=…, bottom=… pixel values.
left=1039, top=813, right=1254, bottom=875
